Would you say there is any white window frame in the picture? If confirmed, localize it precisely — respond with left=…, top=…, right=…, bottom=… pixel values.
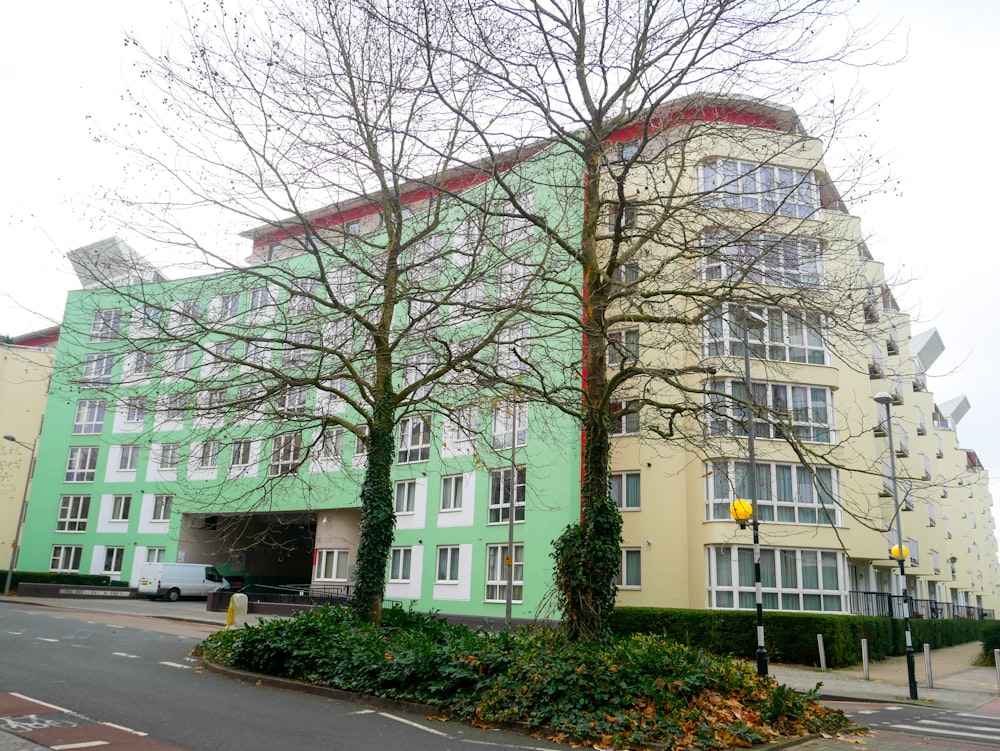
left=707, top=546, right=844, bottom=612
left=146, top=547, right=166, bottom=564
left=103, top=546, right=125, bottom=575
left=119, top=445, right=140, bottom=471
left=395, top=479, right=417, bottom=514
left=50, top=545, right=83, bottom=573
left=706, top=380, right=833, bottom=443
left=706, top=459, right=839, bottom=525
left=607, top=329, right=640, bottom=367
left=485, top=543, right=523, bottom=603
left=159, top=443, right=180, bottom=470
left=57, top=495, right=90, bottom=531
left=231, top=439, right=253, bottom=467
left=610, top=400, right=640, bottom=436
left=197, top=441, right=220, bottom=469
left=389, top=547, right=413, bottom=583
left=152, top=494, right=173, bottom=521
left=315, top=549, right=349, bottom=581
left=73, top=400, right=106, bottom=435
left=270, top=433, right=302, bottom=476
left=491, top=402, right=527, bottom=450
left=65, top=447, right=99, bottom=482
left=488, top=466, right=526, bottom=524
left=397, top=415, right=431, bottom=464
left=436, top=546, right=461, bottom=583
left=610, top=471, right=641, bottom=511
left=440, top=474, right=464, bottom=512
left=497, top=323, right=530, bottom=376
left=705, top=305, right=826, bottom=366
left=700, top=159, right=819, bottom=219
left=616, top=548, right=642, bottom=589
left=82, top=354, right=114, bottom=387
left=111, top=494, right=131, bottom=522
left=90, top=308, right=122, bottom=342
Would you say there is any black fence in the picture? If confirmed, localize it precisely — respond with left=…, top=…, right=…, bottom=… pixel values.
left=849, top=590, right=994, bottom=621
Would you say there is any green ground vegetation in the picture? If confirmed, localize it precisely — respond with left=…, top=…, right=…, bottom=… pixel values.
left=195, top=606, right=850, bottom=749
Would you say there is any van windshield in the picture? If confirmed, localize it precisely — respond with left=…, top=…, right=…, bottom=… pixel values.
left=205, top=567, right=224, bottom=583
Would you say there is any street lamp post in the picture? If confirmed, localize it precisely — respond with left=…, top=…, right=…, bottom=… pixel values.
left=873, top=392, right=919, bottom=700
left=733, top=307, right=768, bottom=677
left=3, top=434, right=37, bottom=597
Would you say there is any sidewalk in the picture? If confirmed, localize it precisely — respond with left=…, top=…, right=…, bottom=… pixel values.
left=3, top=596, right=1000, bottom=751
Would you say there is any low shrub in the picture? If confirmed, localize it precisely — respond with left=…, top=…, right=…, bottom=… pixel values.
left=196, top=606, right=850, bottom=749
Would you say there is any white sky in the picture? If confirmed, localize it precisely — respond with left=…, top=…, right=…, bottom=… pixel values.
left=2, top=0, right=997, bottom=497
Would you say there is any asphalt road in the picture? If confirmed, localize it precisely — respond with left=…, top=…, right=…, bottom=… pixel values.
left=832, top=700, right=1000, bottom=747
left=0, top=601, right=565, bottom=751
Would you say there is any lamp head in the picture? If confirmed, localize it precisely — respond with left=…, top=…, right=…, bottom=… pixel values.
left=890, top=543, right=910, bottom=561
left=730, top=498, right=753, bottom=523
left=873, top=392, right=892, bottom=406
left=2, top=435, right=16, bottom=442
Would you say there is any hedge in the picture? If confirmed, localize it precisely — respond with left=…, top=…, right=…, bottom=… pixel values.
left=608, top=607, right=990, bottom=668
left=0, top=571, right=129, bottom=589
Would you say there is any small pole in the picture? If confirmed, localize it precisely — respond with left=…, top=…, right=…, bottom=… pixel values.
left=994, top=649, right=1000, bottom=694
left=923, top=644, right=933, bottom=688
left=817, top=634, right=827, bottom=671
left=861, top=638, right=870, bottom=681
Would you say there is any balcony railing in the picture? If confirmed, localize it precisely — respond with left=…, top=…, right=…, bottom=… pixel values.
left=848, top=590, right=994, bottom=620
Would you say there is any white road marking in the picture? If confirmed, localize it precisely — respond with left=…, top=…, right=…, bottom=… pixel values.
left=101, top=721, right=147, bottom=736
left=884, top=706, right=903, bottom=710
left=350, top=709, right=376, bottom=715
left=37, top=637, right=58, bottom=642
left=158, top=661, right=191, bottom=669
left=52, top=742, right=109, bottom=750
left=106, top=625, right=125, bottom=629
left=377, top=712, right=450, bottom=737
left=890, top=723, right=1000, bottom=741
left=111, top=652, right=139, bottom=659
left=10, top=693, right=77, bottom=715
left=855, top=710, right=877, bottom=715
left=920, top=719, right=1000, bottom=733
left=7, top=632, right=22, bottom=635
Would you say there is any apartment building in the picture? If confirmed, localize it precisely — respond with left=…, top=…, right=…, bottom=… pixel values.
left=14, top=96, right=998, bottom=620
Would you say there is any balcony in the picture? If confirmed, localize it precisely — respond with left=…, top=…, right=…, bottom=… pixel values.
left=848, top=591, right=995, bottom=620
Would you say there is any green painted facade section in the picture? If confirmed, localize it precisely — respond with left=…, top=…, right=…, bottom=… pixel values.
left=19, top=146, right=587, bottom=620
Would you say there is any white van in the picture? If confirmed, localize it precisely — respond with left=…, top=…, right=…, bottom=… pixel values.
left=138, top=562, right=230, bottom=601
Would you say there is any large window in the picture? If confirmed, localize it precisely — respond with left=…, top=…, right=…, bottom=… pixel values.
left=485, top=543, right=523, bottom=602
left=705, top=306, right=826, bottom=366
left=699, top=160, right=819, bottom=219
left=489, top=467, right=525, bottom=524
left=610, top=471, right=641, bottom=510
left=607, top=329, right=640, bottom=367
left=397, top=415, right=431, bottom=463
left=283, top=329, right=314, bottom=367
left=111, top=495, right=131, bottom=521
left=315, top=549, right=349, bottom=581
left=197, top=441, right=220, bottom=469
left=73, top=400, right=106, bottom=434
left=164, top=394, right=187, bottom=421
left=436, top=546, right=460, bottom=583
left=497, top=323, right=530, bottom=376
left=65, top=447, right=99, bottom=482
left=90, top=308, right=121, bottom=342
left=394, top=480, right=416, bottom=514
left=276, top=386, right=309, bottom=416
left=389, top=548, right=412, bottom=582
left=706, top=380, right=832, bottom=443
left=498, top=257, right=532, bottom=303
left=119, top=445, right=140, bottom=471
left=50, top=545, right=83, bottom=573
left=82, top=354, right=114, bottom=387
left=57, top=495, right=90, bottom=531
left=707, top=547, right=843, bottom=612
left=146, top=547, right=166, bottom=563
left=491, top=402, right=527, bottom=450
left=231, top=440, right=253, bottom=467
left=103, top=547, right=125, bottom=575
left=270, top=433, right=302, bottom=476
left=616, top=549, right=642, bottom=588
left=124, top=397, right=147, bottom=424
left=159, top=444, right=180, bottom=470
left=440, top=474, right=464, bottom=511
left=702, top=231, right=821, bottom=287
left=152, top=495, right=173, bottom=521
left=610, top=400, right=640, bottom=436
left=706, top=460, right=838, bottom=524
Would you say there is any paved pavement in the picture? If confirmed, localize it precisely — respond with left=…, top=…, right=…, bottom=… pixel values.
left=3, top=595, right=1000, bottom=750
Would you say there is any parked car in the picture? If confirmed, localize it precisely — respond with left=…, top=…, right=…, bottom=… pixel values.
left=138, top=563, right=230, bottom=601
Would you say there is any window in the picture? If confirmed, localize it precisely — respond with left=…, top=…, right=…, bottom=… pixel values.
left=50, top=545, right=82, bottom=573
left=168, top=347, right=196, bottom=376
left=617, top=549, right=642, bottom=588
left=82, top=354, right=114, bottom=387
left=491, top=402, right=527, bottom=450
left=283, top=329, right=314, bottom=366
left=270, top=433, right=302, bottom=475
left=315, top=429, right=343, bottom=463
left=395, top=480, right=416, bottom=514
left=610, top=472, right=641, bottom=510
left=118, top=445, right=140, bottom=471
left=276, top=386, right=309, bottom=416
left=705, top=306, right=826, bottom=366
left=611, top=262, right=640, bottom=295
left=499, top=193, right=535, bottom=245
left=706, top=460, right=838, bottom=525
left=489, top=467, right=526, bottom=524
left=329, top=267, right=356, bottom=305
left=197, top=441, right=220, bottom=469
left=497, top=323, right=530, bottom=376
left=403, top=353, right=433, bottom=398
left=607, top=329, right=640, bottom=368
left=159, top=444, right=180, bottom=470
left=289, top=278, right=317, bottom=316
left=73, top=400, right=106, bottom=434
left=702, top=231, right=821, bottom=287
left=389, top=548, right=412, bottom=582
left=608, top=201, right=639, bottom=232
left=266, top=243, right=282, bottom=261
left=65, top=447, right=99, bottom=482
left=707, top=547, right=843, bottom=612
left=57, top=495, right=90, bottom=531
left=90, top=308, right=121, bottom=342
left=219, top=292, right=240, bottom=319
left=164, top=394, right=187, bottom=421
left=486, top=543, right=523, bottom=602
left=440, top=474, right=464, bottom=511
left=315, top=549, right=349, bottom=581
left=132, top=351, right=155, bottom=376
left=204, top=389, right=227, bottom=411
left=146, top=547, right=166, bottom=564
left=231, top=439, right=253, bottom=467
left=397, top=415, right=431, bottom=463
left=249, top=286, right=273, bottom=312
left=111, top=495, right=131, bottom=521
left=407, top=297, right=436, bottom=336
left=706, top=380, right=832, bottom=443
left=700, top=159, right=819, bottom=218
left=436, top=546, right=460, bottom=583
left=354, top=425, right=369, bottom=463
left=139, top=306, right=162, bottom=329
left=176, top=298, right=201, bottom=324
left=498, top=257, right=531, bottom=303
left=152, top=494, right=173, bottom=521
left=103, top=547, right=125, bottom=575
left=610, top=400, right=640, bottom=436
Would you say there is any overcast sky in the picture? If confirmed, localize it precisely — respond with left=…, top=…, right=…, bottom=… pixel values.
left=2, top=0, right=997, bottom=500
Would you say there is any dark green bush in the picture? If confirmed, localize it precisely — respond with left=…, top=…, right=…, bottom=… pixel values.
left=2, top=571, right=114, bottom=588
left=197, top=607, right=850, bottom=749
left=608, top=607, right=989, bottom=668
